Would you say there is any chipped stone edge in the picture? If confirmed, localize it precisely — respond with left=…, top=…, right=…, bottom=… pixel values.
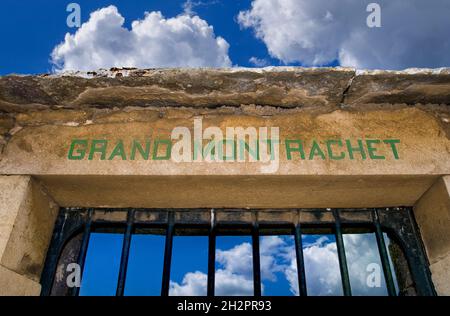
left=3, top=66, right=450, bottom=80
left=0, top=66, right=354, bottom=79
left=355, top=67, right=450, bottom=76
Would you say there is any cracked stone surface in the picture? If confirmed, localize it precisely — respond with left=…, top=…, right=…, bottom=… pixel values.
left=0, top=67, right=355, bottom=111
left=1, top=67, right=449, bottom=296
left=0, top=67, right=449, bottom=170
left=0, top=66, right=449, bottom=141
left=345, top=70, right=450, bottom=106
left=1, top=67, right=449, bottom=112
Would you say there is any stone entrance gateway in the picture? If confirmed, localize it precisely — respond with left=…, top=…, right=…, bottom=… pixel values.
left=0, top=67, right=449, bottom=296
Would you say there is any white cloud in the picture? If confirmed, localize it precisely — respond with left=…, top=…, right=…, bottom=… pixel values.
left=249, top=56, right=269, bottom=67
left=260, top=236, right=297, bottom=286
left=215, top=269, right=254, bottom=296
left=284, top=254, right=299, bottom=295
left=168, top=234, right=391, bottom=296
left=301, top=234, right=390, bottom=296
left=169, top=271, right=207, bottom=296
left=302, top=236, right=343, bottom=295
left=215, top=242, right=255, bottom=296
left=51, top=5, right=231, bottom=71
left=168, top=237, right=295, bottom=296
left=216, top=242, right=254, bottom=278
left=260, top=236, right=285, bottom=281
left=169, top=242, right=254, bottom=296
left=183, top=0, right=220, bottom=16
left=343, top=234, right=388, bottom=295
left=238, top=0, right=450, bottom=69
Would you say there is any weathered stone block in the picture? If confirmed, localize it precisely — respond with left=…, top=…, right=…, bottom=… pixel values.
left=345, top=69, right=450, bottom=106
left=0, top=114, right=14, bottom=135
left=430, top=253, right=450, bottom=296
left=414, top=176, right=450, bottom=295
left=0, top=265, right=41, bottom=296
left=0, top=68, right=355, bottom=111
left=0, top=176, right=30, bottom=258
left=0, top=176, right=59, bottom=282
left=414, top=176, right=450, bottom=263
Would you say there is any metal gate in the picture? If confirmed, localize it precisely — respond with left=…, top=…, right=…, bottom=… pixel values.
left=40, top=208, right=436, bottom=296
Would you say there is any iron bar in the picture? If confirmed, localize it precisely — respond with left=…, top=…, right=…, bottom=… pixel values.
left=332, top=209, right=352, bottom=296
left=373, top=209, right=397, bottom=296
left=161, top=211, right=175, bottom=296
left=294, top=223, right=308, bottom=296
left=405, top=208, right=437, bottom=296
left=116, top=209, right=135, bottom=296
left=72, top=208, right=93, bottom=296
left=207, top=209, right=216, bottom=296
left=40, top=210, right=69, bottom=296
left=252, top=213, right=262, bottom=297
left=41, top=207, right=436, bottom=297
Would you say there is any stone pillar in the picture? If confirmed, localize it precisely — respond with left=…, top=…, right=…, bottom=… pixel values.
left=414, top=176, right=450, bottom=296
left=0, top=176, right=58, bottom=296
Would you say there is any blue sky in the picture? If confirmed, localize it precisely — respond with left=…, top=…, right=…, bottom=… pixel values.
left=0, top=0, right=280, bottom=75
left=1, top=0, right=450, bottom=75
left=79, top=232, right=395, bottom=296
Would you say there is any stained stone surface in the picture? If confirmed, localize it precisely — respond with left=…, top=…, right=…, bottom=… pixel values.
left=0, top=67, right=449, bottom=295
left=0, top=67, right=449, bottom=177
left=0, top=67, right=355, bottom=111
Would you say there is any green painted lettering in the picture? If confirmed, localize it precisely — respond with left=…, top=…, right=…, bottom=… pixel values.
left=266, top=139, right=279, bottom=161
left=366, top=139, right=385, bottom=160
left=384, top=139, right=400, bottom=159
left=285, top=140, right=305, bottom=160
left=108, top=140, right=127, bottom=160
left=68, top=139, right=87, bottom=160
left=326, top=140, right=345, bottom=160
left=346, top=139, right=366, bottom=160
left=238, top=140, right=259, bottom=161
left=203, top=140, right=216, bottom=160
left=309, top=140, right=326, bottom=160
left=130, top=139, right=151, bottom=160
left=153, top=139, right=172, bottom=160
left=88, top=139, right=108, bottom=160
left=218, top=139, right=236, bottom=161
